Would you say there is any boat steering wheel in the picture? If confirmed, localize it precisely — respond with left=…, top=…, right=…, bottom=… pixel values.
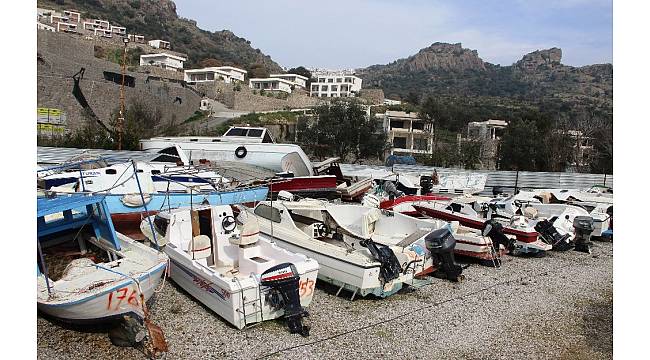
left=222, top=215, right=237, bottom=233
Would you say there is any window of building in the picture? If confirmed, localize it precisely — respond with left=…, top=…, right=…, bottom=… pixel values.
left=331, top=85, right=338, bottom=91
left=336, top=78, right=342, bottom=83
left=345, top=77, right=352, bottom=83
left=321, top=85, right=328, bottom=91
left=311, top=85, right=319, bottom=91
left=412, top=122, right=424, bottom=131
left=321, top=93, right=328, bottom=97
left=390, top=120, right=405, bottom=129
left=327, top=78, right=334, bottom=83
left=331, top=93, right=338, bottom=97
left=393, top=137, right=407, bottom=149
left=318, top=78, right=325, bottom=83
left=413, top=137, right=428, bottom=151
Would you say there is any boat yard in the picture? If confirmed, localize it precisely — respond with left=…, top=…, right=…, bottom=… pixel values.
left=38, top=240, right=612, bottom=359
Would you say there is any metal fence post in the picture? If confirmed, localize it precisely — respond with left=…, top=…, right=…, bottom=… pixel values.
left=514, top=170, right=519, bottom=194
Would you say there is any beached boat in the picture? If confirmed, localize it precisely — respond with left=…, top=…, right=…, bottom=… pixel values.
left=238, top=197, right=464, bottom=298
left=363, top=194, right=507, bottom=264
left=37, top=195, right=168, bottom=323
left=139, top=204, right=317, bottom=335
left=412, top=199, right=551, bottom=254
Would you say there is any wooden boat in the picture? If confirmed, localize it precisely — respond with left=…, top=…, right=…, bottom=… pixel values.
left=37, top=195, right=168, bottom=323
left=140, top=205, right=318, bottom=335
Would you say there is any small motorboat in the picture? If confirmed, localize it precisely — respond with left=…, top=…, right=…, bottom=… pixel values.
left=238, top=196, right=464, bottom=298
left=412, top=199, right=551, bottom=255
left=140, top=204, right=318, bottom=335
left=37, top=194, right=168, bottom=350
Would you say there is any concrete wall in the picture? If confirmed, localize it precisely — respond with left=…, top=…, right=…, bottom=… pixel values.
left=37, top=30, right=200, bottom=132
left=195, top=81, right=323, bottom=112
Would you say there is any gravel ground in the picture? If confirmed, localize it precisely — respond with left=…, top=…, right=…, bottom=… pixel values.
left=38, top=241, right=613, bottom=360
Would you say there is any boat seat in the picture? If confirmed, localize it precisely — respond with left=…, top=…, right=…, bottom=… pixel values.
left=449, top=221, right=460, bottom=234
left=187, top=235, right=212, bottom=260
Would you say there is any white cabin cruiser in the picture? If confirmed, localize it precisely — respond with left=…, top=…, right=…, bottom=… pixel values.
left=140, top=128, right=315, bottom=177
left=140, top=204, right=318, bottom=335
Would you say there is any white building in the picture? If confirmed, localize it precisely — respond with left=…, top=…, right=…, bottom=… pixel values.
left=384, top=99, right=402, bottom=106
left=57, top=22, right=78, bottom=33
left=93, top=28, right=112, bottom=38
left=309, top=72, right=362, bottom=98
left=140, top=53, right=186, bottom=71
left=128, top=34, right=146, bottom=43
left=63, top=10, right=81, bottom=23
left=249, top=78, right=293, bottom=93
left=148, top=39, right=171, bottom=50
left=467, top=119, right=508, bottom=140
left=384, top=111, right=434, bottom=155
left=111, top=26, right=127, bottom=36
left=269, top=73, right=308, bottom=89
left=214, top=66, right=247, bottom=82
left=184, top=67, right=236, bottom=83
left=37, top=22, right=55, bottom=32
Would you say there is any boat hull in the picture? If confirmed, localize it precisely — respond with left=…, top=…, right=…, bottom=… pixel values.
left=37, top=263, right=166, bottom=323
left=166, top=251, right=318, bottom=329
left=413, top=205, right=539, bottom=243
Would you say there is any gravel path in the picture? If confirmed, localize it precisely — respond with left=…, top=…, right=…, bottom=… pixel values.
left=38, top=242, right=613, bottom=360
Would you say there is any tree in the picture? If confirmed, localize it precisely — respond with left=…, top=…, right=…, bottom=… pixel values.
left=247, top=63, right=269, bottom=79
left=405, top=91, right=421, bottom=106
left=199, top=58, right=222, bottom=68
left=287, top=66, right=312, bottom=80
left=297, top=100, right=388, bottom=162
left=499, top=119, right=542, bottom=171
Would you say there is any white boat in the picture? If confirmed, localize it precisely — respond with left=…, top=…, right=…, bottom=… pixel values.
left=37, top=195, right=168, bottom=323
left=238, top=197, right=465, bottom=298
left=140, top=204, right=318, bottom=335
left=140, top=131, right=315, bottom=177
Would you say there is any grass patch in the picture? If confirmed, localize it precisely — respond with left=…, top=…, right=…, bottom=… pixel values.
left=183, top=110, right=209, bottom=124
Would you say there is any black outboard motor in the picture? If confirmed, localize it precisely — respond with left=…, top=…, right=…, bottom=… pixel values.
left=573, top=216, right=594, bottom=254
left=382, top=181, right=404, bottom=199
left=534, top=219, right=573, bottom=251
left=482, top=219, right=516, bottom=253
left=424, top=228, right=464, bottom=282
left=419, top=175, right=433, bottom=195
left=360, top=239, right=402, bottom=283
left=260, top=263, right=310, bottom=337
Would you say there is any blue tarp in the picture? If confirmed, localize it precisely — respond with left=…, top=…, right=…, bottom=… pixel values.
left=385, top=155, right=417, bottom=167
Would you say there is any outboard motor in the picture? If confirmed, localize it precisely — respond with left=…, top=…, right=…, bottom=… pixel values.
left=424, top=228, right=464, bottom=282
left=482, top=219, right=516, bottom=253
left=419, top=175, right=433, bottom=195
left=382, top=181, right=404, bottom=199
left=360, top=239, right=401, bottom=283
left=572, top=216, right=594, bottom=254
left=534, top=219, right=573, bottom=251
left=260, top=263, right=310, bottom=337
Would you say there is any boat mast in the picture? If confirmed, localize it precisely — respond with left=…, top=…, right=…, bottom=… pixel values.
left=118, top=37, right=129, bottom=150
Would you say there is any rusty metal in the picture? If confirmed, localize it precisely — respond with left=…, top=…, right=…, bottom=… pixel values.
left=139, top=293, right=168, bottom=358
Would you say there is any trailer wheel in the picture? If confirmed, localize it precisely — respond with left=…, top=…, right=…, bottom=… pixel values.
left=235, top=146, right=247, bottom=159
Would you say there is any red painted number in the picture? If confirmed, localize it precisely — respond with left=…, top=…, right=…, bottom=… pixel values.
left=106, top=287, right=139, bottom=311
left=299, top=279, right=315, bottom=297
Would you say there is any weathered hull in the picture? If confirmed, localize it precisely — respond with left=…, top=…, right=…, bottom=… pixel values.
left=37, top=263, right=166, bottom=323
left=413, top=205, right=539, bottom=243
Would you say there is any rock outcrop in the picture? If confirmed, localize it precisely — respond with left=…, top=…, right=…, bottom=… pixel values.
left=515, top=48, right=562, bottom=71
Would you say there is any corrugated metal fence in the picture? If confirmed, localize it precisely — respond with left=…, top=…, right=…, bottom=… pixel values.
left=341, top=163, right=613, bottom=194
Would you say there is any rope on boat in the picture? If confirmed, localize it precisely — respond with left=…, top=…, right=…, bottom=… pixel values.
left=254, top=252, right=600, bottom=359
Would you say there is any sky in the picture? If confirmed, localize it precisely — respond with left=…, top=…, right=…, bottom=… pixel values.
left=174, top=0, right=612, bottom=69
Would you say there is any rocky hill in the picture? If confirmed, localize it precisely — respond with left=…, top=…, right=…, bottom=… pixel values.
left=358, top=43, right=612, bottom=121
left=37, top=0, right=283, bottom=73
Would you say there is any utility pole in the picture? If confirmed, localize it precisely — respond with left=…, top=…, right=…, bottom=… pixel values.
left=118, top=37, right=129, bottom=150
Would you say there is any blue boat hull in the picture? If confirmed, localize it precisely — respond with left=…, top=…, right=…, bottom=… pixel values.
left=104, top=187, right=269, bottom=214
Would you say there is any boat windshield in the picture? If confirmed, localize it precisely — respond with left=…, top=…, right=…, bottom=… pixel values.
left=254, top=204, right=281, bottom=223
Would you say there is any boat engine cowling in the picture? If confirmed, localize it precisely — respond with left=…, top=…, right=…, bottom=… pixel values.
left=534, top=219, right=573, bottom=251
left=573, top=216, right=594, bottom=254
left=482, top=220, right=516, bottom=253
left=260, top=263, right=310, bottom=337
left=424, top=228, right=464, bottom=282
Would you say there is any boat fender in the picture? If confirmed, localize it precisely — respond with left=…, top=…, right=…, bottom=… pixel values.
left=235, top=146, right=248, bottom=159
